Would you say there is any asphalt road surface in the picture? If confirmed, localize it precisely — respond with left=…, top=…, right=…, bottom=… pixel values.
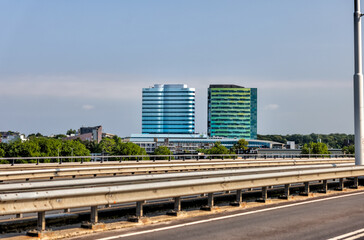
left=70, top=191, right=364, bottom=240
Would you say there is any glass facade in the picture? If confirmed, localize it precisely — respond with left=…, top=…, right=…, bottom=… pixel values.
left=208, top=84, right=257, bottom=139
left=142, top=84, right=195, bottom=134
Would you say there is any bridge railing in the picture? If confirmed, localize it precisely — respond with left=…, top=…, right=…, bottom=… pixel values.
left=0, top=153, right=355, bottom=165
left=0, top=159, right=355, bottom=181
left=0, top=165, right=362, bottom=233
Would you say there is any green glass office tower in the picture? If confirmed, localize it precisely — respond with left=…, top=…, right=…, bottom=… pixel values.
left=208, top=84, right=257, bottom=139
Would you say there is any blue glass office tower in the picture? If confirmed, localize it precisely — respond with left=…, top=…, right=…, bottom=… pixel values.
left=142, top=84, right=195, bottom=134
left=208, top=84, right=257, bottom=139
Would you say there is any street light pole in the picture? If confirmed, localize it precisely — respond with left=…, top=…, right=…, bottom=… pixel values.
left=354, top=0, right=364, bottom=165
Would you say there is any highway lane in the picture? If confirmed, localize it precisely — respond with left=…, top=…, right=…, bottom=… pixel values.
left=71, top=191, right=364, bottom=240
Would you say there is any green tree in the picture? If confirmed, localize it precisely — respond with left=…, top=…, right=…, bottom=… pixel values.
left=60, top=140, right=90, bottom=161
left=342, top=145, right=355, bottom=154
left=231, top=139, right=249, bottom=154
left=301, top=142, right=330, bottom=155
left=113, top=142, right=147, bottom=160
left=36, top=137, right=62, bottom=159
left=98, top=138, right=116, bottom=154
left=0, top=148, right=4, bottom=158
left=53, top=134, right=67, bottom=139
left=153, top=146, right=172, bottom=160
left=154, top=146, right=172, bottom=155
left=208, top=142, right=230, bottom=155
left=196, top=148, right=209, bottom=154
left=0, top=143, right=8, bottom=163
left=7, top=140, right=41, bottom=162
left=82, top=140, right=100, bottom=153
left=66, top=129, right=77, bottom=135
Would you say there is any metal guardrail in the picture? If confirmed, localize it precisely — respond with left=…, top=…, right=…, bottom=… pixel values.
left=0, top=158, right=355, bottom=181
left=0, top=163, right=353, bottom=192
left=0, top=153, right=354, bottom=165
left=0, top=164, right=362, bottom=233
left=0, top=157, right=355, bottom=172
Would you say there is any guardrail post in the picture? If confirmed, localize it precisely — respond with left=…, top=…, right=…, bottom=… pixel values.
left=174, top=196, right=181, bottom=212
left=300, top=182, right=311, bottom=196
left=26, top=211, right=46, bottom=236
left=38, top=211, right=46, bottom=232
left=230, top=189, right=245, bottom=207
left=336, top=178, right=345, bottom=191
left=351, top=177, right=359, bottom=189
left=136, top=201, right=144, bottom=218
left=201, top=193, right=215, bottom=211
left=319, top=180, right=328, bottom=193
left=167, top=197, right=182, bottom=216
left=129, top=201, right=145, bottom=222
left=91, top=206, right=98, bottom=224
left=257, top=186, right=269, bottom=203
left=81, top=206, right=99, bottom=229
left=279, top=184, right=291, bottom=200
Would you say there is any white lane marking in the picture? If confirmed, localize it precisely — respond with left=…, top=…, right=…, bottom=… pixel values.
left=328, top=227, right=364, bottom=240
left=345, top=232, right=364, bottom=240
left=98, top=191, right=364, bottom=240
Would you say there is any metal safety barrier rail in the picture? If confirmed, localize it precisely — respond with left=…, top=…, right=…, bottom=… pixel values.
left=0, top=163, right=353, bottom=192
left=0, top=158, right=354, bottom=182
left=0, top=153, right=354, bottom=166
left=0, top=156, right=355, bottom=172
left=0, top=164, right=362, bottom=233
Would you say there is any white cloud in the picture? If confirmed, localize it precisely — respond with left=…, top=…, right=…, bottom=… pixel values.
left=264, top=104, right=280, bottom=111
left=82, top=104, right=94, bottom=110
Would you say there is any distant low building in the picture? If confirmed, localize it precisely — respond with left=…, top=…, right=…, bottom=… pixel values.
left=102, top=132, right=116, bottom=139
left=286, top=141, right=296, bottom=149
left=0, top=131, right=27, bottom=143
left=63, top=125, right=103, bottom=143
left=129, top=133, right=284, bottom=154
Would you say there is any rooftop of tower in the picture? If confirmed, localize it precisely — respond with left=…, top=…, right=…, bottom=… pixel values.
left=209, top=84, right=244, bottom=88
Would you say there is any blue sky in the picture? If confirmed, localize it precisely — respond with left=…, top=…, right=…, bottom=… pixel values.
left=0, top=0, right=356, bottom=136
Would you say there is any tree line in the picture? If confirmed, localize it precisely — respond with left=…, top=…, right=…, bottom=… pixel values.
left=0, top=132, right=353, bottom=164
left=0, top=135, right=148, bottom=163
left=0, top=136, right=250, bottom=162
left=258, top=133, right=354, bottom=149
